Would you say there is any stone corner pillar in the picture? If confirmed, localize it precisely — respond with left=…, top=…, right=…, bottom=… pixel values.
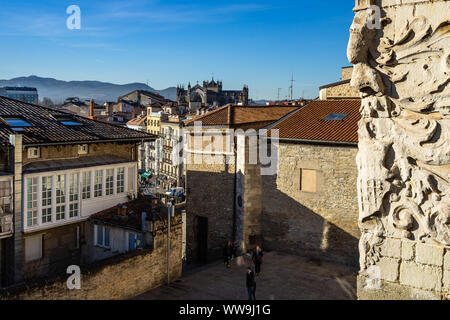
left=347, top=0, right=450, bottom=300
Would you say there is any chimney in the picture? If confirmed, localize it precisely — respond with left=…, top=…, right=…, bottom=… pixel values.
left=89, top=100, right=97, bottom=120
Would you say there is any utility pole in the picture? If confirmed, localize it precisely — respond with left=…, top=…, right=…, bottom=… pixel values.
left=277, top=88, right=282, bottom=101
left=289, top=74, right=295, bottom=101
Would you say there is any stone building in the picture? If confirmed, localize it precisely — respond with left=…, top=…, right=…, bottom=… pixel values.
left=347, top=0, right=450, bottom=299
left=177, top=78, right=249, bottom=109
left=264, top=99, right=362, bottom=267
left=60, top=98, right=106, bottom=118
left=183, top=105, right=298, bottom=263
left=0, top=96, right=156, bottom=286
left=319, top=67, right=360, bottom=100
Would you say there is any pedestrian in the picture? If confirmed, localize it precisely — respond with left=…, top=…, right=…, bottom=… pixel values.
left=252, top=245, right=264, bottom=276
left=223, top=241, right=234, bottom=268
left=246, top=267, right=256, bottom=300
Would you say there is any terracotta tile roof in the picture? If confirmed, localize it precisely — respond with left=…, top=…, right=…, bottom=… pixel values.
left=126, top=116, right=147, bottom=127
left=268, top=99, right=361, bottom=144
left=0, top=96, right=156, bottom=146
left=185, top=105, right=298, bottom=128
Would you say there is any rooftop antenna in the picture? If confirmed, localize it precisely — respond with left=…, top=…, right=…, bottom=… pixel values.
left=289, top=74, right=295, bottom=101
left=277, top=88, right=282, bottom=101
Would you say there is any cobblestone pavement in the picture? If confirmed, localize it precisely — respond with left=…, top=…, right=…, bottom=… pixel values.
left=134, top=251, right=357, bottom=300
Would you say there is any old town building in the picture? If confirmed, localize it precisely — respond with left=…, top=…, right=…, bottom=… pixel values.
left=264, top=99, right=361, bottom=267
left=184, top=105, right=298, bottom=263
left=159, top=115, right=185, bottom=190
left=0, top=96, right=156, bottom=285
left=319, top=66, right=359, bottom=100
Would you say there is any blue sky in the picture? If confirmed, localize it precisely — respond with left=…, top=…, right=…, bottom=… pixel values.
left=0, top=0, right=356, bottom=100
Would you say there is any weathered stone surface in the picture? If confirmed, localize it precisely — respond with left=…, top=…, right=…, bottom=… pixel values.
left=416, top=243, right=444, bottom=267
left=357, top=275, right=441, bottom=300
left=378, top=257, right=399, bottom=282
left=443, top=270, right=450, bottom=291
left=380, top=238, right=401, bottom=259
left=400, top=262, right=442, bottom=292
left=401, top=240, right=415, bottom=261
left=262, top=143, right=360, bottom=267
left=444, top=250, right=450, bottom=271
left=349, top=0, right=450, bottom=300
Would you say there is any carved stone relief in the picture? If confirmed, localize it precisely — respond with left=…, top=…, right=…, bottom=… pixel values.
left=348, top=0, right=450, bottom=270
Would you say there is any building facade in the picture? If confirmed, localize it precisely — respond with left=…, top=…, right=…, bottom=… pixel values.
left=0, top=96, right=155, bottom=285
left=160, top=116, right=184, bottom=190
left=264, top=99, right=361, bottom=267
left=0, top=87, right=39, bottom=104
left=184, top=105, right=298, bottom=263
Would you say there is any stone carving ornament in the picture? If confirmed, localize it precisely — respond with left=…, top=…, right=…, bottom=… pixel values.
left=348, top=0, right=450, bottom=270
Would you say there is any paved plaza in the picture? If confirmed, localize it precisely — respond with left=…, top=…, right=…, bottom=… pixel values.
left=134, top=251, right=357, bottom=300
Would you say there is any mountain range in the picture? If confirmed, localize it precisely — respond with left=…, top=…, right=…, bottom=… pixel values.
left=0, top=76, right=177, bottom=103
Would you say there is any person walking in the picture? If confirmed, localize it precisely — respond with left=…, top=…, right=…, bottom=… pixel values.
left=223, top=241, right=234, bottom=268
left=252, top=245, right=264, bottom=276
left=246, top=267, right=256, bottom=300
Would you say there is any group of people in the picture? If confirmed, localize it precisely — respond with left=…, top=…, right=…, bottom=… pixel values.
left=222, top=241, right=264, bottom=300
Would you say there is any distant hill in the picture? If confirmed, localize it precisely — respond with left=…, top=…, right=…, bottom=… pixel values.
left=0, top=75, right=177, bottom=103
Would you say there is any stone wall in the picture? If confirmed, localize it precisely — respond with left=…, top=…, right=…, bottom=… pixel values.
left=0, top=214, right=182, bottom=300
left=262, top=142, right=360, bottom=267
left=348, top=0, right=450, bottom=299
left=324, top=82, right=360, bottom=100
left=358, top=241, right=450, bottom=300
left=186, top=157, right=236, bottom=262
left=22, top=142, right=136, bottom=166
left=22, top=223, right=83, bottom=281
left=341, top=67, right=353, bottom=81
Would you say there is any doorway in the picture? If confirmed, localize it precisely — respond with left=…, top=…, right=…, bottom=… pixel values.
left=196, top=216, right=208, bottom=264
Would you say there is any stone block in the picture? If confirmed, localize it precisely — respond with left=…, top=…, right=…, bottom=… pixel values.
left=380, top=237, right=401, bottom=259
left=444, top=250, right=450, bottom=271
left=416, top=243, right=444, bottom=267
left=400, top=261, right=442, bottom=292
left=357, top=275, right=441, bottom=300
left=401, top=240, right=415, bottom=261
left=444, top=270, right=450, bottom=291
left=379, top=257, right=399, bottom=282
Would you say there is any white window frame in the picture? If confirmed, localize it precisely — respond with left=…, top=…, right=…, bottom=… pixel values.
left=94, top=225, right=111, bottom=249
left=26, top=177, right=38, bottom=227
left=23, top=162, right=137, bottom=232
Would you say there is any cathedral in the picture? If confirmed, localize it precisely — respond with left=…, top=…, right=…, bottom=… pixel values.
left=176, top=78, right=248, bottom=109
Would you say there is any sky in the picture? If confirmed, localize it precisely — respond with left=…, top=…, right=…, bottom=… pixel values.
left=0, top=0, right=356, bottom=100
